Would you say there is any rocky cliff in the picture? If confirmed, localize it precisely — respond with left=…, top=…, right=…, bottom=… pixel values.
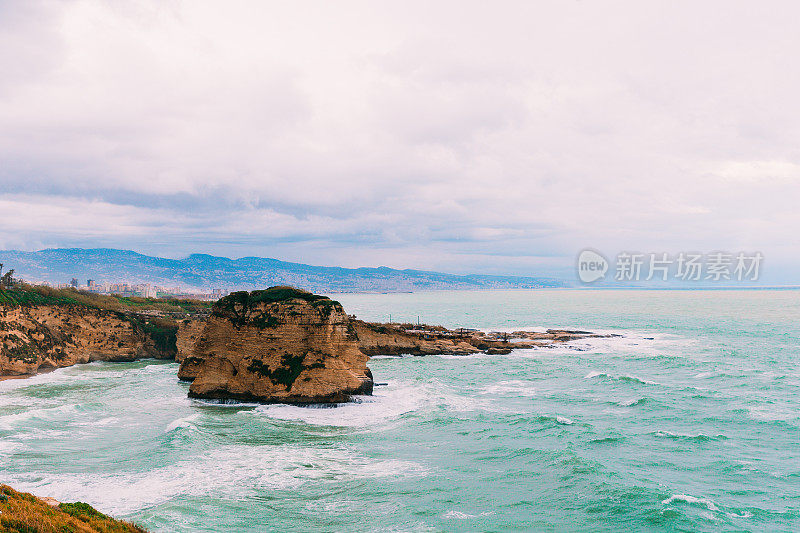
left=354, top=321, right=481, bottom=355
left=0, top=304, right=177, bottom=377
left=182, top=287, right=373, bottom=404
left=176, top=317, right=206, bottom=363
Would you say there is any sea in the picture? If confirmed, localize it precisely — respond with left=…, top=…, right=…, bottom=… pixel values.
left=1, top=289, right=798, bottom=532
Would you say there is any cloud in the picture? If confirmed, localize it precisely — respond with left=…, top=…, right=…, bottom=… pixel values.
left=1, top=0, right=799, bottom=281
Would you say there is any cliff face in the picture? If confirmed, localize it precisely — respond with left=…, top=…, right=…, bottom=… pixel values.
left=354, top=321, right=480, bottom=356
left=183, top=288, right=373, bottom=404
left=0, top=304, right=177, bottom=377
left=175, top=317, right=206, bottom=364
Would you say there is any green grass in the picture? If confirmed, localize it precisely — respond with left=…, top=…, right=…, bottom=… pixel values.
left=0, top=284, right=211, bottom=315
left=0, top=285, right=202, bottom=358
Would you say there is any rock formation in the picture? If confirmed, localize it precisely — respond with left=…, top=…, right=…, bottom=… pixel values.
left=182, top=287, right=373, bottom=404
left=175, top=317, right=206, bottom=363
left=354, top=321, right=480, bottom=356
left=0, top=304, right=177, bottom=377
left=353, top=322, right=615, bottom=356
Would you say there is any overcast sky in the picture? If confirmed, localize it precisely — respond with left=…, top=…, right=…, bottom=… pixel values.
left=1, top=1, right=799, bottom=280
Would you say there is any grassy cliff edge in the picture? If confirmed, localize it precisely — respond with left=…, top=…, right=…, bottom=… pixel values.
left=0, top=485, right=146, bottom=533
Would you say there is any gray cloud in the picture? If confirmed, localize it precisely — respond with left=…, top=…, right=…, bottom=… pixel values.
left=1, top=0, right=799, bottom=281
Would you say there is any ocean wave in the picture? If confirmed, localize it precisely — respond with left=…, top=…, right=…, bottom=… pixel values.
left=527, top=330, right=695, bottom=360
left=0, top=404, right=82, bottom=430
left=661, top=492, right=757, bottom=523
left=517, top=414, right=578, bottom=427
left=164, top=413, right=201, bottom=433
left=480, top=380, right=537, bottom=398
left=746, top=406, right=798, bottom=422
left=655, top=430, right=727, bottom=441
left=662, top=493, right=719, bottom=512
left=585, top=371, right=658, bottom=386
left=443, top=510, right=495, bottom=519
left=616, top=397, right=648, bottom=406
left=0, top=440, right=20, bottom=456
left=588, top=435, right=626, bottom=444
left=4, top=444, right=429, bottom=515
left=245, top=379, right=489, bottom=428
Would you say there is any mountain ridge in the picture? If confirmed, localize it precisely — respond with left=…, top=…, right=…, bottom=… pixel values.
left=0, top=248, right=565, bottom=292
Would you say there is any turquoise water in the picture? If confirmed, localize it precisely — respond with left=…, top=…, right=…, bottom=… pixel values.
left=1, top=289, right=799, bottom=532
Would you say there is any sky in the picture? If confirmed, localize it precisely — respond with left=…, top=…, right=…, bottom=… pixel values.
left=1, top=0, right=799, bottom=282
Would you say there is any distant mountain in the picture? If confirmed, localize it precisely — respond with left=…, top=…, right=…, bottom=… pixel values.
left=0, top=248, right=565, bottom=292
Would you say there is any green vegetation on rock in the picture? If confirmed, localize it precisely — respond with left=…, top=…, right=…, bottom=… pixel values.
left=0, top=284, right=200, bottom=360
left=0, top=284, right=211, bottom=315
left=247, top=352, right=325, bottom=389
left=214, top=286, right=341, bottom=328
left=0, top=485, right=146, bottom=532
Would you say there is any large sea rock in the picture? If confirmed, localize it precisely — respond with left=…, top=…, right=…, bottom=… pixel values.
left=183, top=287, right=373, bottom=404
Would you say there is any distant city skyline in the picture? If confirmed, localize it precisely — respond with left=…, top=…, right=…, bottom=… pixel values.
left=1, top=1, right=799, bottom=283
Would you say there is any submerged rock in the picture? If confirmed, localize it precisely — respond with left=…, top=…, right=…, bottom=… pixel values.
left=184, top=287, right=373, bottom=404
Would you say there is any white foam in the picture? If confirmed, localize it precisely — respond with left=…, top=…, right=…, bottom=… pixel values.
left=747, top=406, right=797, bottom=422
left=164, top=413, right=200, bottom=433
left=480, top=380, right=537, bottom=398
left=247, top=379, right=489, bottom=428
left=617, top=397, right=645, bottom=407
left=662, top=494, right=719, bottom=512
left=443, top=510, right=495, bottom=519
left=584, top=372, right=658, bottom=386
left=0, top=440, right=20, bottom=456
left=621, top=374, right=658, bottom=385
left=0, top=404, right=81, bottom=430
left=555, top=416, right=574, bottom=425
left=655, top=430, right=725, bottom=440
left=5, top=444, right=428, bottom=515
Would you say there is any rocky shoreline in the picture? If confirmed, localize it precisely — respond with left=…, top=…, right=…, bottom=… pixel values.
left=1, top=284, right=612, bottom=404
left=354, top=321, right=615, bottom=356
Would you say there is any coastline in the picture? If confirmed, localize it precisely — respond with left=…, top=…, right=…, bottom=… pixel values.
left=2, top=289, right=799, bottom=531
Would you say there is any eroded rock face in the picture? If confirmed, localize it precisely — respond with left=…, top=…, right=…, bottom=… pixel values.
left=0, top=305, right=177, bottom=377
left=175, top=317, right=206, bottom=364
left=354, top=321, right=480, bottom=356
left=184, top=287, right=373, bottom=404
